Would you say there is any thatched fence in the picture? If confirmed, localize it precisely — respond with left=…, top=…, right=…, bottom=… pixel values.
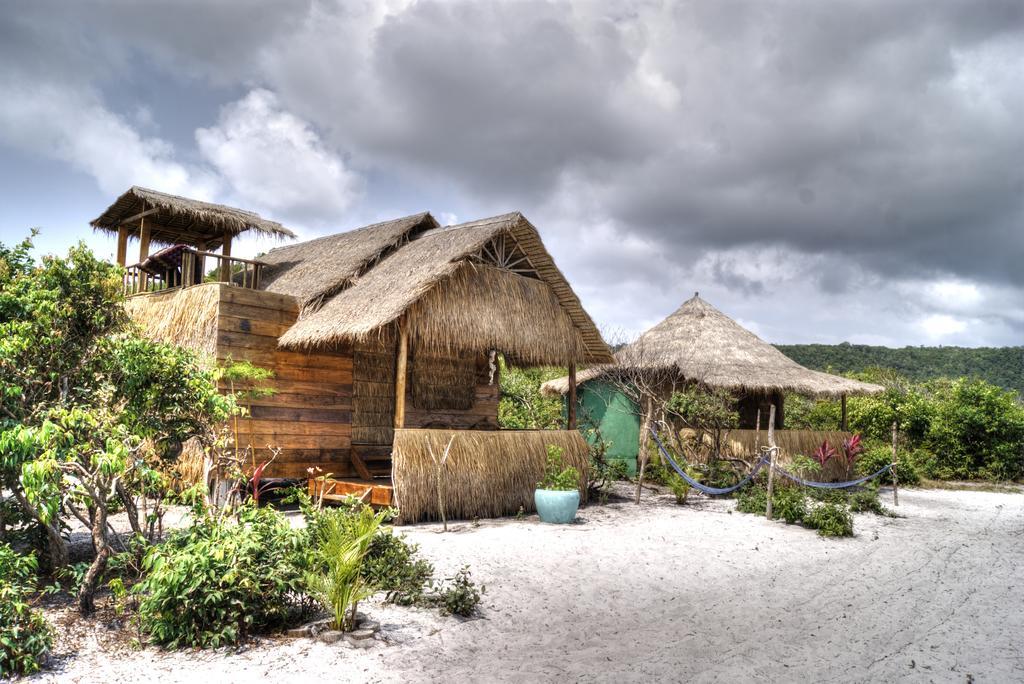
left=393, top=428, right=589, bottom=523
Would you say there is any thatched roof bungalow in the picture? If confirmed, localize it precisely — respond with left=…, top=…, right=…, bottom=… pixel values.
left=101, top=188, right=609, bottom=522
left=542, top=294, right=883, bottom=471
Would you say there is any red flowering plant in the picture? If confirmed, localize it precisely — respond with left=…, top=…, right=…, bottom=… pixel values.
left=839, top=434, right=865, bottom=479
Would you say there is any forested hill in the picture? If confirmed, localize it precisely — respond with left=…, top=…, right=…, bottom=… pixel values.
left=776, top=343, right=1024, bottom=394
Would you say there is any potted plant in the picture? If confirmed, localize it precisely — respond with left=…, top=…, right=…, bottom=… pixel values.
left=534, top=445, right=581, bottom=524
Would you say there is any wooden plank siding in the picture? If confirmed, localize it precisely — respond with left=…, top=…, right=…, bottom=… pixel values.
left=216, top=286, right=356, bottom=479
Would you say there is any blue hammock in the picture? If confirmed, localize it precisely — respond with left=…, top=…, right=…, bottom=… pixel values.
left=649, top=428, right=894, bottom=493
left=768, top=462, right=894, bottom=489
left=649, top=429, right=767, bottom=495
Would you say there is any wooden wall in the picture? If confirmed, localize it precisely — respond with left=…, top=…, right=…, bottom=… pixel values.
left=216, top=287, right=356, bottom=479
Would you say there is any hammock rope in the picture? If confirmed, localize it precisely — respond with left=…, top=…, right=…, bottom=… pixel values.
left=648, top=428, right=895, bottom=493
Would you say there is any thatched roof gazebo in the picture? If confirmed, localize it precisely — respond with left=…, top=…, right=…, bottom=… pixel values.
left=544, top=293, right=882, bottom=400
left=91, top=186, right=296, bottom=286
left=542, top=294, right=882, bottom=470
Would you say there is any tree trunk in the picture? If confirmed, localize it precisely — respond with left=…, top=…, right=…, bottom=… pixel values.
left=116, top=481, right=143, bottom=538
left=12, top=488, right=68, bottom=570
left=79, top=497, right=111, bottom=616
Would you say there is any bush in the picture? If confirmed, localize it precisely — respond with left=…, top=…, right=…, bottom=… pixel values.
left=735, top=485, right=768, bottom=514
left=0, top=544, right=52, bottom=677
left=858, top=445, right=921, bottom=486
left=433, top=566, right=483, bottom=617
left=849, top=486, right=894, bottom=516
left=362, top=531, right=434, bottom=606
left=137, top=505, right=308, bottom=648
left=805, top=502, right=854, bottom=537
left=773, top=487, right=807, bottom=524
left=668, top=472, right=691, bottom=504
left=537, top=445, right=579, bottom=491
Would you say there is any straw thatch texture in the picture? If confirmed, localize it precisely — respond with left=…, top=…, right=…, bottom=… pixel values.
left=412, top=351, right=477, bottom=410
left=259, top=212, right=437, bottom=310
left=542, top=295, right=883, bottom=399
left=393, top=428, right=589, bottom=522
left=91, top=186, right=294, bottom=249
left=352, top=339, right=397, bottom=445
left=278, top=213, right=612, bottom=365
left=675, top=428, right=857, bottom=481
left=124, top=283, right=220, bottom=358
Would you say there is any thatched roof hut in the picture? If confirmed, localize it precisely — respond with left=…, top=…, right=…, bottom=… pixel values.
left=263, top=211, right=612, bottom=366
left=91, top=186, right=295, bottom=250
left=542, top=294, right=882, bottom=398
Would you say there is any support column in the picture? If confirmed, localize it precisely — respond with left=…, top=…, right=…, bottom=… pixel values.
left=115, top=227, right=129, bottom=266
left=195, top=241, right=207, bottom=285
left=765, top=404, right=778, bottom=520
left=138, top=213, right=151, bottom=290
left=566, top=362, right=577, bottom=430
left=393, top=320, right=409, bottom=430
left=840, top=394, right=848, bottom=431
left=220, top=231, right=233, bottom=283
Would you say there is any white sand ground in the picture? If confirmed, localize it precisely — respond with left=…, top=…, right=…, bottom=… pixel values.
left=33, top=485, right=1023, bottom=683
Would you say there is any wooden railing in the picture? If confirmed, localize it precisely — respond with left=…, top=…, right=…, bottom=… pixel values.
left=124, top=248, right=264, bottom=296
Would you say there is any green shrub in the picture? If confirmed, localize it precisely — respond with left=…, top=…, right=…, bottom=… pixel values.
left=858, top=445, right=921, bottom=486
left=805, top=502, right=854, bottom=537
left=849, top=486, right=894, bottom=516
left=735, top=485, right=768, bottom=514
left=137, top=504, right=307, bottom=648
left=773, top=487, right=808, bottom=524
left=0, top=544, right=52, bottom=677
left=362, top=531, right=434, bottom=606
left=537, top=446, right=579, bottom=491
left=668, top=472, right=691, bottom=504
left=433, top=566, right=483, bottom=617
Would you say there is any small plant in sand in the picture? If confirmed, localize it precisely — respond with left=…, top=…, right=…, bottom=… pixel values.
left=305, top=506, right=386, bottom=632
left=537, top=445, right=580, bottom=491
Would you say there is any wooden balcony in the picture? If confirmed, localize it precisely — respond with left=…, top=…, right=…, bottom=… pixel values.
left=123, top=246, right=265, bottom=297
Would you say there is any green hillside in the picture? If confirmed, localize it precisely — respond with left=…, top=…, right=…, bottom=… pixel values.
left=776, top=343, right=1024, bottom=395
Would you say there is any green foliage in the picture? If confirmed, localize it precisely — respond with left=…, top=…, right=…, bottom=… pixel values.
left=735, top=484, right=806, bottom=524
left=848, top=486, right=894, bottom=516
left=804, top=502, right=854, bottom=537
left=497, top=357, right=565, bottom=429
left=735, top=486, right=768, bottom=515
left=667, top=386, right=739, bottom=433
left=362, top=531, right=434, bottom=606
left=537, top=445, right=580, bottom=491
left=773, top=487, right=808, bottom=524
left=434, top=566, right=483, bottom=617
left=137, top=504, right=307, bottom=648
left=585, top=433, right=629, bottom=500
left=857, top=444, right=921, bottom=486
left=304, top=506, right=385, bottom=631
left=0, top=544, right=52, bottom=677
left=787, top=371, right=1024, bottom=482
left=668, top=471, right=691, bottom=504
left=777, top=342, right=1024, bottom=395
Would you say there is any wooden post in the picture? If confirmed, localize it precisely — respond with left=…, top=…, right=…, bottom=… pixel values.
left=841, top=394, right=848, bottom=431
left=891, top=421, right=900, bottom=506
left=220, top=232, right=233, bottom=283
left=754, top=408, right=761, bottom=453
left=393, top=320, right=409, bottom=429
left=137, top=213, right=151, bottom=290
left=765, top=404, right=778, bottom=520
left=567, top=362, right=577, bottom=430
left=115, top=226, right=129, bottom=266
left=634, top=394, right=654, bottom=505
left=196, top=241, right=207, bottom=285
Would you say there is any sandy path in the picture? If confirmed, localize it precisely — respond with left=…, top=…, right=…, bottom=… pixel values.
left=33, top=486, right=1023, bottom=683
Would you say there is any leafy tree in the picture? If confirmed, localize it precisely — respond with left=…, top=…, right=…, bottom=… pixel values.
left=497, top=357, right=565, bottom=429
left=0, top=235, right=230, bottom=614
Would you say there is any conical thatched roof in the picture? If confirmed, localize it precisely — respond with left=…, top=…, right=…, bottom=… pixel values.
left=91, top=186, right=295, bottom=249
left=541, top=294, right=883, bottom=398
left=267, top=212, right=612, bottom=365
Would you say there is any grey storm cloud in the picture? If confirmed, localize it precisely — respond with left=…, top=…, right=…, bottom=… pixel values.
left=2, top=0, right=1023, bottom=346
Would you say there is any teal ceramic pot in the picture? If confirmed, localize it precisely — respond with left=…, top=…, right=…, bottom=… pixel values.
left=534, top=489, right=580, bottom=524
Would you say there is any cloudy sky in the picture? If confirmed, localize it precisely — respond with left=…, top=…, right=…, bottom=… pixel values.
left=2, top=0, right=1022, bottom=348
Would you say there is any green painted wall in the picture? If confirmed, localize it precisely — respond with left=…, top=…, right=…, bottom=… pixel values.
left=572, top=381, right=641, bottom=475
